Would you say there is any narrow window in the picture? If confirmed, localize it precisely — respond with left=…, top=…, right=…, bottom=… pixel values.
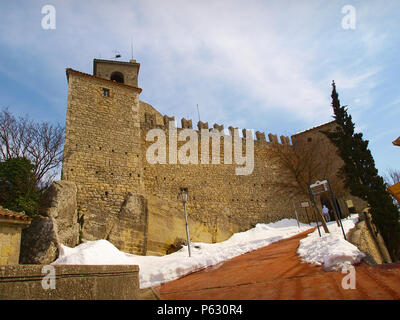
left=307, top=137, right=312, bottom=142
left=102, top=88, right=110, bottom=97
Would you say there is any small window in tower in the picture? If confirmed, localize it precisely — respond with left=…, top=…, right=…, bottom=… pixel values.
left=102, top=88, right=110, bottom=97
left=307, top=137, right=312, bottom=142
left=110, top=71, right=124, bottom=83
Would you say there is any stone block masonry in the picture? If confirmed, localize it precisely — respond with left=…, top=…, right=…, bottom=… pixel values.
left=0, top=206, right=31, bottom=265
left=0, top=226, right=21, bottom=264
left=62, top=68, right=146, bottom=254
left=0, top=265, right=156, bottom=300
left=61, top=59, right=367, bottom=256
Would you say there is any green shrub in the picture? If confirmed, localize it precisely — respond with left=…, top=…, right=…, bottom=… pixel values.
left=0, top=157, right=41, bottom=217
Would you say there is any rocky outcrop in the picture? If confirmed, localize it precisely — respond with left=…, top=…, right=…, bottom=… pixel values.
left=347, top=212, right=392, bottom=265
left=19, top=181, right=79, bottom=264
left=19, top=216, right=59, bottom=264
left=166, top=238, right=187, bottom=255
left=106, top=192, right=148, bottom=255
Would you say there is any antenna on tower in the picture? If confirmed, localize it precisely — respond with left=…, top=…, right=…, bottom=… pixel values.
left=131, top=36, right=134, bottom=60
left=196, top=104, right=201, bottom=122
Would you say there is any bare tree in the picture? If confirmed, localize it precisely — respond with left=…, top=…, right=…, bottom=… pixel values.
left=385, top=168, right=400, bottom=186
left=0, top=108, right=64, bottom=190
left=269, top=136, right=348, bottom=232
left=385, top=168, right=400, bottom=208
left=269, top=136, right=345, bottom=199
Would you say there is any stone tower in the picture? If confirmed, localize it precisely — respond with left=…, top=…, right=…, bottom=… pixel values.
left=93, top=59, right=140, bottom=87
left=62, top=59, right=148, bottom=254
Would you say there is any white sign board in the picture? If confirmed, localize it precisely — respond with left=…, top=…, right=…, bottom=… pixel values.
left=309, top=180, right=328, bottom=195
left=346, top=200, right=354, bottom=208
left=301, top=201, right=310, bottom=208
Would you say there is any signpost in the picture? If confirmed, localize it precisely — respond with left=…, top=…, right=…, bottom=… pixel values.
left=326, top=179, right=347, bottom=240
left=308, top=184, right=323, bottom=237
left=309, top=180, right=329, bottom=195
left=300, top=201, right=311, bottom=225
left=308, top=180, right=347, bottom=240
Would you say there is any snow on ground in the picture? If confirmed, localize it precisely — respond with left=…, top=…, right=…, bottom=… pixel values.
left=53, top=215, right=366, bottom=288
left=53, top=218, right=311, bottom=289
left=297, top=214, right=366, bottom=271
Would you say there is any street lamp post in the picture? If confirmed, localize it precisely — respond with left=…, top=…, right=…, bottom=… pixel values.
left=178, top=188, right=192, bottom=257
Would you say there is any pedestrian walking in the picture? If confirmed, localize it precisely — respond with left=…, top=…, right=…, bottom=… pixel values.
left=322, top=205, right=330, bottom=222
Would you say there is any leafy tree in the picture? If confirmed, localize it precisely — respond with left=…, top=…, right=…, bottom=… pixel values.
left=0, top=157, right=41, bottom=217
left=323, top=81, right=400, bottom=261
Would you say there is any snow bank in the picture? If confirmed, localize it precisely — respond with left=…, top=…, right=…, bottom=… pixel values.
left=53, top=218, right=311, bottom=288
left=297, top=215, right=366, bottom=270
left=55, top=240, right=134, bottom=265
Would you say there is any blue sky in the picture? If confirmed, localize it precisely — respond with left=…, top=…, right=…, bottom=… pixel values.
left=0, top=0, right=398, bottom=176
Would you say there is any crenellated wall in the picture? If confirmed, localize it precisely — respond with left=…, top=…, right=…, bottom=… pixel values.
left=62, top=60, right=367, bottom=257
left=139, top=105, right=307, bottom=255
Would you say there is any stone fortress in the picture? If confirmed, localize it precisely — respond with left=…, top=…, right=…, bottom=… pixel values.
left=62, top=58, right=365, bottom=256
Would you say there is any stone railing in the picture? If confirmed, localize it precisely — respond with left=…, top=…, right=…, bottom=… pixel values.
left=0, top=265, right=157, bottom=300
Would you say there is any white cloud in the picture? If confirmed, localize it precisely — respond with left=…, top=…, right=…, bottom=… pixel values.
left=0, top=0, right=395, bottom=129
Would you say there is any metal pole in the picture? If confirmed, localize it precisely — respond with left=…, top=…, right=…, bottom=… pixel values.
left=197, top=104, right=201, bottom=122
left=327, top=180, right=347, bottom=240
left=183, top=202, right=192, bottom=257
left=308, top=185, right=321, bottom=237
left=304, top=207, right=311, bottom=225
left=292, top=198, right=300, bottom=228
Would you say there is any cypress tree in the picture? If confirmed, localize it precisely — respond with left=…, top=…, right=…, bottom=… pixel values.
left=324, top=81, right=400, bottom=261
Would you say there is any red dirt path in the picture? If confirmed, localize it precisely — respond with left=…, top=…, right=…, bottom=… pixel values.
left=155, top=229, right=400, bottom=300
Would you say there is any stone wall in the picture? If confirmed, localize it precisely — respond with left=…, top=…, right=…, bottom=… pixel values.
left=107, top=193, right=149, bottom=255
left=291, top=122, right=368, bottom=213
left=0, top=265, right=156, bottom=300
left=141, top=125, right=301, bottom=250
left=0, top=224, right=25, bottom=265
left=61, top=60, right=367, bottom=256
left=19, top=180, right=80, bottom=264
left=348, top=212, right=392, bottom=265
left=0, top=207, right=31, bottom=265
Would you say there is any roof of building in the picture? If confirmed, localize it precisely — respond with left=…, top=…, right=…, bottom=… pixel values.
left=393, top=136, right=400, bottom=146
left=0, top=206, right=31, bottom=223
left=291, top=120, right=336, bottom=137
left=66, top=68, right=142, bottom=94
left=93, top=58, right=140, bottom=74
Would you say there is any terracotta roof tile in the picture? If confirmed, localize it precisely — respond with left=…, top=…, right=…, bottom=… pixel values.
left=0, top=206, right=31, bottom=222
left=291, top=120, right=336, bottom=137
left=66, top=68, right=142, bottom=93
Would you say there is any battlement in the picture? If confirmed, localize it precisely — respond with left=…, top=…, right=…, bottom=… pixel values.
left=142, top=113, right=291, bottom=146
left=63, top=58, right=342, bottom=258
